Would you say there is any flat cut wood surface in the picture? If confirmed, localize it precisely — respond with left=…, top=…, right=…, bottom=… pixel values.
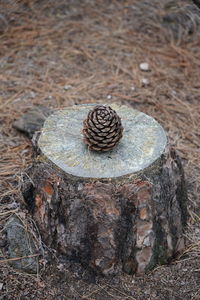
left=38, top=104, right=167, bottom=178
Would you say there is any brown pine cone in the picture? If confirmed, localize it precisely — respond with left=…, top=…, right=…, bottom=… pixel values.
left=82, top=105, right=123, bottom=152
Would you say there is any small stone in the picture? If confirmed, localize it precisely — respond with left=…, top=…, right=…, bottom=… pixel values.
left=12, top=105, right=53, bottom=138
left=7, top=202, right=19, bottom=209
left=57, top=263, right=64, bottom=270
left=172, top=90, right=177, bottom=95
left=141, top=78, right=150, bottom=86
left=64, top=85, right=72, bottom=90
left=139, top=62, right=150, bottom=71
left=29, top=91, right=36, bottom=98
left=5, top=216, right=38, bottom=273
left=131, top=86, right=136, bottom=91
left=107, top=95, right=112, bottom=99
left=0, top=283, right=3, bottom=290
left=131, top=279, right=135, bottom=284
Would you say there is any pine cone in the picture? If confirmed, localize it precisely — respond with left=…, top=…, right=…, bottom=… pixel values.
left=82, top=105, right=123, bottom=152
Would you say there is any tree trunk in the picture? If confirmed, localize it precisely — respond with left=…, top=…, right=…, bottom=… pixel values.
left=22, top=104, right=187, bottom=275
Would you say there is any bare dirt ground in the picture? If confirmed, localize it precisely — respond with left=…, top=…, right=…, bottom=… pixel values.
left=0, top=0, right=200, bottom=299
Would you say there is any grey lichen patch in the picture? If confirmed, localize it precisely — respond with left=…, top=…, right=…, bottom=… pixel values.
left=5, top=216, right=38, bottom=273
left=38, top=104, right=167, bottom=178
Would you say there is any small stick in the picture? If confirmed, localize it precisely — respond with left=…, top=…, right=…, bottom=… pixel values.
left=0, top=254, right=39, bottom=263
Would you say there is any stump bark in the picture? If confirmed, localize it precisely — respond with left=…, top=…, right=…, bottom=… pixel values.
left=22, top=104, right=187, bottom=275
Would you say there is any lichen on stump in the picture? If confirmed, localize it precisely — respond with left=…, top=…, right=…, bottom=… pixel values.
left=22, top=104, right=187, bottom=275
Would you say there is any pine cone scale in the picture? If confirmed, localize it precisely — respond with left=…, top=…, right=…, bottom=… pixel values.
left=88, top=138, right=100, bottom=145
left=106, top=131, right=116, bottom=139
left=95, top=124, right=105, bottom=129
left=109, top=125, right=117, bottom=133
left=97, top=132, right=110, bottom=137
left=101, top=127, right=111, bottom=133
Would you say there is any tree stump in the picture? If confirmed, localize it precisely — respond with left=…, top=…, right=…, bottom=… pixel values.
left=22, top=104, right=187, bottom=275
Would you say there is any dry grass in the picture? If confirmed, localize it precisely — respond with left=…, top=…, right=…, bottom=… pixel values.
left=0, top=0, right=200, bottom=299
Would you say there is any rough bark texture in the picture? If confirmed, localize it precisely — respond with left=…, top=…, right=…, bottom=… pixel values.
left=22, top=146, right=187, bottom=276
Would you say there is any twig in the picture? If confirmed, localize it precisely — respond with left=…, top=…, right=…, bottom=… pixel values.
left=0, top=254, right=39, bottom=263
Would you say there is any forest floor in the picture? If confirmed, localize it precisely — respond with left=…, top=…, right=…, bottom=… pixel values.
left=0, top=0, right=200, bottom=299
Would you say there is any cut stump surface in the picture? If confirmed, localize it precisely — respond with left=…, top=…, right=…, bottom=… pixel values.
left=38, top=103, right=167, bottom=178
left=22, top=104, right=187, bottom=275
